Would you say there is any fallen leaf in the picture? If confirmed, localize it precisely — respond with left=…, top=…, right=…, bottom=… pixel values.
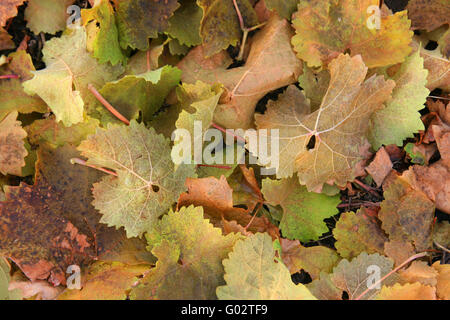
left=375, top=282, right=436, bottom=300
left=0, top=111, right=27, bottom=176
left=179, top=15, right=302, bottom=129
left=433, top=261, right=450, bottom=300
left=256, top=55, right=394, bottom=191
left=131, top=206, right=242, bottom=300
left=216, top=233, right=317, bottom=300
left=0, top=0, right=25, bottom=26
left=365, top=147, right=393, bottom=186
left=262, top=176, right=340, bottom=241
left=25, top=0, right=75, bottom=35
left=291, top=0, right=413, bottom=68
left=333, top=208, right=388, bottom=259
left=406, top=0, right=449, bottom=32
left=78, top=121, right=196, bottom=237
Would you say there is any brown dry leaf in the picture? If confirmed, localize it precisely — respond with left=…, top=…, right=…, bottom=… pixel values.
left=407, top=0, right=450, bottom=32
left=365, top=147, right=393, bottom=187
left=333, top=208, right=388, bottom=260
left=380, top=174, right=435, bottom=251
left=375, top=282, right=436, bottom=300
left=0, top=0, right=25, bottom=26
left=0, top=111, right=27, bottom=176
left=178, top=15, right=302, bottom=129
left=8, top=272, right=63, bottom=300
left=433, top=261, right=450, bottom=300
left=177, top=176, right=268, bottom=233
left=280, top=238, right=340, bottom=279
left=384, top=240, right=416, bottom=267
left=256, top=54, right=394, bottom=191
left=398, top=261, right=438, bottom=286
left=0, top=144, right=144, bottom=285
left=0, top=28, right=14, bottom=50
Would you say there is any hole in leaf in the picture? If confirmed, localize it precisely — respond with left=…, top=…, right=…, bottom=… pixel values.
left=425, top=41, right=438, bottom=51
left=151, top=185, right=160, bottom=193
left=306, top=135, right=316, bottom=150
left=342, top=291, right=349, bottom=300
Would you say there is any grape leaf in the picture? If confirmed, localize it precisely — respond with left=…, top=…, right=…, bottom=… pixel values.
left=0, top=50, right=48, bottom=121
left=406, top=0, right=449, bottom=32
left=375, top=282, right=436, bottom=300
left=0, top=144, right=137, bottom=285
left=58, top=262, right=150, bottom=300
left=23, top=27, right=123, bottom=126
left=368, top=51, right=429, bottom=149
left=197, top=0, right=258, bottom=57
left=179, top=15, right=302, bottom=129
left=78, top=121, right=196, bottom=238
left=130, top=206, right=242, bottom=300
left=0, top=111, right=27, bottom=176
left=25, top=0, right=75, bottom=35
left=97, top=66, right=181, bottom=124
left=291, top=0, right=413, bottom=68
left=167, top=0, right=202, bottom=47
left=216, top=233, right=317, bottom=300
left=280, top=238, right=340, bottom=279
left=298, top=63, right=331, bottom=111
left=264, top=0, right=298, bottom=20
left=379, top=175, right=435, bottom=251
left=255, top=54, right=395, bottom=191
left=262, top=176, right=340, bottom=242
left=333, top=208, right=388, bottom=260
left=82, top=0, right=127, bottom=66
left=115, top=0, right=180, bottom=50
left=331, top=252, right=398, bottom=300
left=0, top=0, right=25, bottom=26
left=178, top=175, right=271, bottom=233
left=0, top=257, right=21, bottom=300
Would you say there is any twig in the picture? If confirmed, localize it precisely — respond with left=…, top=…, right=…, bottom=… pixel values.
left=353, top=179, right=379, bottom=197
left=70, top=158, right=118, bottom=177
left=428, top=95, right=450, bottom=101
left=434, top=241, right=450, bottom=254
left=88, top=84, right=130, bottom=125
left=0, top=74, right=19, bottom=80
left=354, top=251, right=428, bottom=300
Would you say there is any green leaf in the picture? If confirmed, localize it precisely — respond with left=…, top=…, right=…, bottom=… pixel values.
left=22, top=27, right=123, bottom=126
left=216, top=233, right=317, bottom=300
left=0, top=257, right=21, bottom=300
left=167, top=0, right=202, bottom=47
left=130, top=206, right=242, bottom=299
left=78, top=121, right=196, bottom=238
left=262, top=176, right=340, bottom=242
left=82, top=0, right=127, bottom=66
left=368, top=51, right=429, bottom=149
left=115, top=0, right=180, bottom=50
left=97, top=66, right=182, bottom=124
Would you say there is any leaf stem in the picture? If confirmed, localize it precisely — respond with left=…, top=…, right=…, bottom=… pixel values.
left=70, top=158, right=118, bottom=177
left=0, top=74, right=19, bottom=80
left=232, top=0, right=266, bottom=61
left=354, top=251, right=428, bottom=300
left=211, top=122, right=246, bottom=143
left=88, top=83, right=130, bottom=125
left=197, top=164, right=233, bottom=170
left=434, top=240, right=450, bottom=254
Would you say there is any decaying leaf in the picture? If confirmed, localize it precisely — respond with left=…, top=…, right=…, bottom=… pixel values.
left=291, top=0, right=413, bottom=68
left=179, top=15, right=302, bottom=129
left=406, top=0, right=450, bottom=32
left=333, top=208, right=387, bottom=260
left=78, top=121, right=196, bottom=237
left=216, top=233, right=317, bottom=300
left=25, top=0, right=75, bottom=35
left=131, top=206, right=242, bottom=300
left=256, top=54, right=394, bottom=191
left=365, top=147, right=393, bottom=186
left=115, top=0, right=180, bottom=50
left=0, top=111, right=27, bottom=176
left=0, top=0, right=25, bottom=26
